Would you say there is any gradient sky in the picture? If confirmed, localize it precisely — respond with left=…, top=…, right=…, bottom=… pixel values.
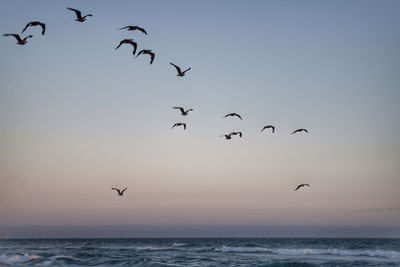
left=1, top=0, right=399, bottom=238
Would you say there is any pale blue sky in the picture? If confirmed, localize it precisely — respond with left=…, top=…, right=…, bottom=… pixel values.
left=0, top=0, right=399, bottom=237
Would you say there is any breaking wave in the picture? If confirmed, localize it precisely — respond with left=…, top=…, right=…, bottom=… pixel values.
left=0, top=253, right=40, bottom=264
left=216, top=246, right=400, bottom=259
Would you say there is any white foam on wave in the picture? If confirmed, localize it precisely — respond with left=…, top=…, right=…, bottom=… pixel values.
left=216, top=246, right=270, bottom=253
left=0, top=253, right=40, bottom=264
left=171, top=242, right=188, bottom=247
left=216, top=246, right=400, bottom=259
left=135, top=246, right=175, bottom=251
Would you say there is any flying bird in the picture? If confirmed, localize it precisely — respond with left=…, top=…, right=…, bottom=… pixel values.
left=292, top=128, right=308, bottom=134
left=294, top=184, right=310, bottom=191
left=170, top=63, right=191, bottom=77
left=230, top=131, right=243, bottom=137
left=261, top=125, right=275, bottom=133
left=67, top=7, right=93, bottom=22
left=135, top=49, right=155, bottom=64
left=22, top=21, right=46, bottom=35
left=111, top=187, right=127, bottom=196
left=220, top=134, right=232, bottom=140
left=119, top=26, right=147, bottom=35
left=171, top=123, right=186, bottom=130
left=223, top=113, right=242, bottom=120
left=115, top=39, right=137, bottom=55
left=221, top=132, right=242, bottom=140
left=3, top=34, right=32, bottom=45
left=172, top=107, right=193, bottom=116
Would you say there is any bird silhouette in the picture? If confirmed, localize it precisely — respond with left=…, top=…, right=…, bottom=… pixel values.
left=135, top=49, right=155, bottom=64
left=292, top=128, right=308, bottom=134
left=221, top=132, right=242, bottom=139
left=170, top=63, right=191, bottom=77
left=119, top=26, right=147, bottom=35
left=230, top=131, right=243, bottom=137
left=261, top=125, right=275, bottom=133
left=172, top=107, right=193, bottom=116
left=3, top=34, right=32, bottom=45
left=22, top=21, right=46, bottom=35
left=223, top=113, right=242, bottom=120
left=220, top=134, right=232, bottom=140
left=294, top=184, right=310, bottom=191
left=115, top=39, right=137, bottom=55
left=171, top=123, right=186, bottom=130
left=111, top=187, right=127, bottom=196
left=67, top=7, right=92, bottom=22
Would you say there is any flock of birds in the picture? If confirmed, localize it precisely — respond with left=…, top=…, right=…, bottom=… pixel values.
left=3, top=7, right=311, bottom=197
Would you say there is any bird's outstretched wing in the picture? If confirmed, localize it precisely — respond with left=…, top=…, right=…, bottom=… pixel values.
left=131, top=42, right=137, bottom=55
left=40, top=23, right=46, bottom=35
left=67, top=7, right=83, bottom=19
left=115, top=41, right=124, bottom=50
left=234, top=113, right=242, bottom=120
left=21, top=23, right=31, bottom=34
left=137, top=26, right=147, bottom=34
left=294, top=185, right=302, bottom=191
left=183, top=123, right=186, bottom=130
left=170, top=63, right=182, bottom=74
left=119, top=26, right=130, bottom=30
left=135, top=50, right=144, bottom=58
left=111, top=188, right=121, bottom=194
left=182, top=67, right=191, bottom=74
left=121, top=188, right=128, bottom=194
left=149, top=52, right=155, bottom=64
left=3, top=34, right=23, bottom=43
left=173, top=107, right=185, bottom=114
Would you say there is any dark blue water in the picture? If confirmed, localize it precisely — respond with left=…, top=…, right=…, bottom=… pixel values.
left=0, top=238, right=399, bottom=266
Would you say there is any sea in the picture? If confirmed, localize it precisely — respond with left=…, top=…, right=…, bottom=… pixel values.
left=0, top=238, right=399, bottom=266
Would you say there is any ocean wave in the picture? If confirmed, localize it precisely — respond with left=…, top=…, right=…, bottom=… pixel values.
left=0, top=253, right=40, bottom=264
left=51, top=255, right=83, bottom=261
left=216, top=246, right=270, bottom=253
left=171, top=242, right=188, bottom=247
left=216, top=246, right=400, bottom=259
left=135, top=246, right=176, bottom=251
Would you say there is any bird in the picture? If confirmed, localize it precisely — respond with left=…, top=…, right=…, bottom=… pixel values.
left=292, top=128, right=308, bottom=134
left=223, top=113, right=242, bottom=120
left=294, top=184, right=310, bottom=191
left=3, top=34, right=32, bottom=45
left=67, top=7, right=93, bottom=22
left=171, top=123, right=186, bottom=130
left=119, top=26, right=147, bottom=35
left=230, top=131, right=243, bottom=137
left=22, top=21, right=46, bottom=35
left=261, top=125, right=275, bottom=133
left=221, top=132, right=242, bottom=139
left=135, top=49, right=155, bottom=64
left=170, top=63, right=191, bottom=77
left=172, top=107, right=193, bottom=116
left=221, top=134, right=232, bottom=140
left=115, top=39, right=137, bottom=55
left=111, top=187, right=127, bottom=196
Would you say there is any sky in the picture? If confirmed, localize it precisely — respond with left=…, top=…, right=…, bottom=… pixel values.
left=0, top=0, right=399, bottom=238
